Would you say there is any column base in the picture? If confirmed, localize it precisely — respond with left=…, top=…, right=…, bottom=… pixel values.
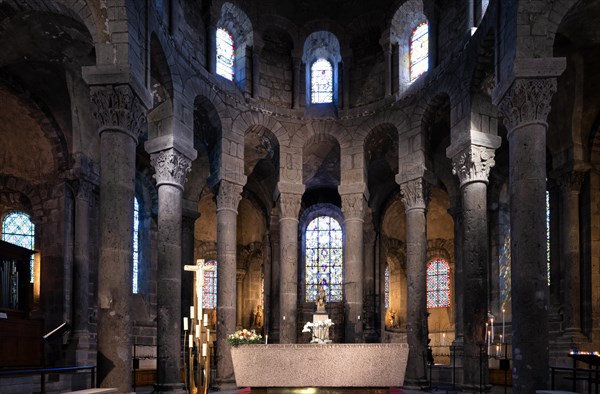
left=153, top=383, right=186, bottom=393
left=558, top=329, right=589, bottom=346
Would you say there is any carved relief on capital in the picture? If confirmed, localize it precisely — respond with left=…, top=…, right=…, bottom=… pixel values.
left=215, top=180, right=243, bottom=211
left=497, top=78, right=558, bottom=131
left=90, top=85, right=146, bottom=139
left=277, top=193, right=302, bottom=219
left=451, top=145, right=496, bottom=186
left=150, top=149, right=192, bottom=188
left=399, top=178, right=430, bottom=210
left=341, top=193, right=366, bottom=220
left=559, top=171, right=585, bottom=194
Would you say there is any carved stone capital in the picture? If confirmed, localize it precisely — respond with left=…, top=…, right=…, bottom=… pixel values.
left=75, top=178, right=95, bottom=202
left=236, top=269, right=246, bottom=282
left=399, top=178, right=430, bottom=211
left=215, top=180, right=243, bottom=212
left=277, top=193, right=302, bottom=219
left=150, top=149, right=192, bottom=189
left=559, top=171, right=585, bottom=195
left=90, top=85, right=146, bottom=141
left=341, top=193, right=366, bottom=221
left=497, top=78, right=557, bottom=132
left=451, top=145, right=496, bottom=187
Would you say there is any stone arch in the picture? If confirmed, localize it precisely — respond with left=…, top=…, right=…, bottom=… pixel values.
left=364, top=123, right=400, bottom=212
left=194, top=95, right=223, bottom=185
left=302, top=31, right=342, bottom=107
left=417, top=92, right=452, bottom=138
left=302, top=133, right=341, bottom=192
left=469, top=29, right=496, bottom=96
left=232, top=111, right=289, bottom=147
left=182, top=75, right=231, bottom=128
left=0, top=175, right=45, bottom=223
left=149, top=32, right=176, bottom=104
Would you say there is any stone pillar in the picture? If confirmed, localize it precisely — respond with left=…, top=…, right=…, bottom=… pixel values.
left=380, top=39, right=392, bottom=97
left=90, top=85, right=145, bottom=391
left=269, top=208, right=281, bottom=342
left=236, top=269, right=246, bottom=328
left=451, top=144, right=497, bottom=389
left=447, top=197, right=464, bottom=358
left=263, top=233, right=272, bottom=336
left=292, top=56, right=302, bottom=109
left=341, top=192, right=366, bottom=342
left=278, top=192, right=302, bottom=343
left=496, top=72, right=563, bottom=393
left=559, top=170, right=586, bottom=339
left=150, top=148, right=193, bottom=393
left=252, top=40, right=263, bottom=98
left=363, top=208, right=377, bottom=341
left=400, top=178, right=430, bottom=387
left=181, top=208, right=199, bottom=326
left=72, top=179, right=93, bottom=365
left=215, top=180, right=243, bottom=389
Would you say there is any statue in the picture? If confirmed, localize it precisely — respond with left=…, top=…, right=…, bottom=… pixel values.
left=253, top=304, right=264, bottom=328
left=210, top=307, right=217, bottom=327
left=315, top=286, right=327, bottom=313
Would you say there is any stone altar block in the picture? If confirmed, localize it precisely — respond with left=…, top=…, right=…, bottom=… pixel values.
left=230, top=343, right=409, bottom=388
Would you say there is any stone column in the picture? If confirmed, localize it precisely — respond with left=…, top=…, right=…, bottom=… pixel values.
left=278, top=192, right=302, bottom=343
left=363, top=208, right=377, bottom=341
left=292, top=56, right=302, bottom=109
left=559, top=170, right=586, bottom=339
left=263, top=233, right=272, bottom=335
left=215, top=180, right=243, bottom=389
left=341, top=192, right=366, bottom=342
left=269, top=208, right=281, bottom=342
left=447, top=197, right=464, bottom=359
left=380, top=39, right=392, bottom=97
left=400, top=178, right=430, bottom=387
left=181, top=208, right=199, bottom=326
left=90, top=85, right=145, bottom=391
left=451, top=144, right=497, bottom=389
left=72, top=179, right=93, bottom=365
left=150, top=148, right=193, bottom=393
left=236, top=269, right=246, bottom=327
left=496, top=73, right=562, bottom=393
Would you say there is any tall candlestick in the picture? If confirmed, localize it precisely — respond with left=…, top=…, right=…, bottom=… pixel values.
left=204, top=313, right=208, bottom=327
left=490, top=317, right=494, bottom=342
left=188, top=334, right=193, bottom=348
left=195, top=324, right=200, bottom=339
left=190, top=305, right=195, bottom=320
left=442, top=332, right=446, bottom=347
left=502, top=308, right=505, bottom=341
left=206, top=328, right=210, bottom=340
left=265, top=334, right=268, bottom=344
left=485, top=322, right=488, bottom=343
left=183, top=317, right=188, bottom=331
left=202, top=343, right=207, bottom=357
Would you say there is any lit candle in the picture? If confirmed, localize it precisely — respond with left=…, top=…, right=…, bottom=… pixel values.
left=496, top=344, right=500, bottom=357
left=488, top=329, right=491, bottom=346
left=485, top=322, right=488, bottom=343
left=502, top=308, right=505, bottom=340
left=204, top=313, right=208, bottom=327
left=283, top=316, right=286, bottom=320
left=206, top=328, right=210, bottom=340
left=190, top=306, right=195, bottom=320
left=202, top=343, right=207, bottom=357
left=442, top=333, right=446, bottom=347
left=491, top=317, right=494, bottom=342
left=195, top=324, right=200, bottom=339
left=188, top=334, right=193, bottom=348
left=183, top=317, right=188, bottom=331
left=265, top=334, right=268, bottom=344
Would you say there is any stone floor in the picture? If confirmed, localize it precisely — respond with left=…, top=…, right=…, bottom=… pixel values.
left=134, top=386, right=513, bottom=394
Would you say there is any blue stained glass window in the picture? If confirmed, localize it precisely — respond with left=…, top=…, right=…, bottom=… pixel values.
left=311, top=58, right=333, bottom=104
left=305, top=216, right=343, bottom=302
left=384, top=264, right=390, bottom=309
left=426, top=258, right=450, bottom=308
left=482, top=0, right=490, bottom=16
left=409, top=21, right=429, bottom=82
left=216, top=27, right=235, bottom=81
left=132, top=197, right=140, bottom=294
left=2, top=212, right=35, bottom=283
left=203, top=260, right=218, bottom=309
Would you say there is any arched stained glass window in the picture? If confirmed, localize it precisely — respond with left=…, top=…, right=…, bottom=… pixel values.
left=409, top=21, right=429, bottom=82
left=310, top=58, right=333, bottom=104
left=427, top=258, right=450, bottom=308
left=384, top=264, right=390, bottom=309
left=482, top=0, right=490, bottom=16
left=132, top=197, right=140, bottom=294
left=2, top=212, right=35, bottom=283
left=216, top=27, right=235, bottom=81
left=305, top=216, right=343, bottom=302
left=203, top=260, right=218, bottom=309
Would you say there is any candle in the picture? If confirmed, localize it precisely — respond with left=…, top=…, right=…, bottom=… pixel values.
left=265, top=334, right=268, bottom=344
left=488, top=329, right=491, bottom=346
left=442, top=333, right=446, bottom=347
left=491, top=317, right=494, bottom=342
left=206, top=328, right=210, bottom=340
left=204, top=313, right=208, bottom=327
left=188, top=334, right=193, bottom=348
left=485, top=322, right=488, bottom=343
left=195, top=324, right=200, bottom=339
left=190, top=306, right=195, bottom=320
left=202, top=343, right=207, bottom=357
left=496, top=344, right=500, bottom=357
left=502, top=308, right=505, bottom=341
left=283, top=316, right=286, bottom=320
left=183, top=317, right=188, bottom=331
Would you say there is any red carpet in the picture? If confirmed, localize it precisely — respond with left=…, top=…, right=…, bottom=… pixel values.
left=236, top=388, right=251, bottom=394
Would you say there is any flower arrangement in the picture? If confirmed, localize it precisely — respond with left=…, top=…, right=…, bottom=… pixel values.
left=302, top=319, right=334, bottom=344
left=226, top=329, right=263, bottom=346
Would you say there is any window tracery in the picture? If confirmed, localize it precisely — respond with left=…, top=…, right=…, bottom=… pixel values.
left=311, top=58, right=333, bottom=104
left=409, top=21, right=429, bottom=82
left=426, top=258, right=450, bottom=308
left=2, top=211, right=35, bottom=283
left=203, top=260, right=218, bottom=309
left=305, top=216, right=343, bottom=302
left=216, top=27, right=235, bottom=81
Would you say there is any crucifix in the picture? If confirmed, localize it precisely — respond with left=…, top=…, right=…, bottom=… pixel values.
left=183, top=259, right=216, bottom=394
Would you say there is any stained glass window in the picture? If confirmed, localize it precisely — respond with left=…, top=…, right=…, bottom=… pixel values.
left=499, top=231, right=511, bottom=310
left=305, top=216, right=343, bottom=302
left=2, top=212, right=35, bottom=283
left=216, top=27, right=235, bottom=81
left=311, top=58, right=333, bottom=104
left=426, top=258, right=450, bottom=308
left=384, top=264, right=390, bottom=309
left=482, top=0, right=490, bottom=16
left=203, top=260, right=218, bottom=309
left=409, top=21, right=429, bottom=82
left=132, top=197, right=140, bottom=294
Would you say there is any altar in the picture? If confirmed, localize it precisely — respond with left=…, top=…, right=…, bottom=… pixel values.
left=230, top=343, right=409, bottom=389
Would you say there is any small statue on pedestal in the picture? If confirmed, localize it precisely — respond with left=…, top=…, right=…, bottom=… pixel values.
left=315, top=286, right=327, bottom=314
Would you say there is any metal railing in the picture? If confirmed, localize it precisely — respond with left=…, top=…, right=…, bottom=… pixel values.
left=0, top=365, right=96, bottom=394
